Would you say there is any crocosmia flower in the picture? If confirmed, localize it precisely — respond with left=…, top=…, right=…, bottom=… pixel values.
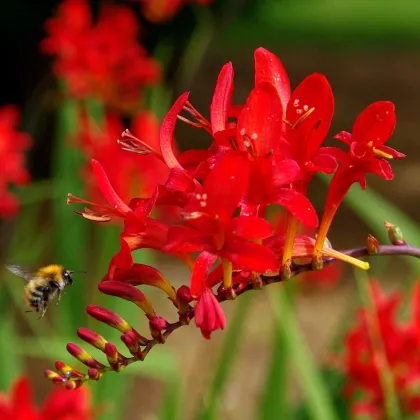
left=41, top=0, right=160, bottom=113
left=0, top=105, right=31, bottom=218
left=314, top=101, right=405, bottom=256
left=0, top=376, right=93, bottom=419
left=46, top=47, right=405, bottom=391
left=341, top=282, right=420, bottom=418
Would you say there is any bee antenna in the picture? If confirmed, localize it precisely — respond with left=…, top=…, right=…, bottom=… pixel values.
left=68, top=270, right=87, bottom=274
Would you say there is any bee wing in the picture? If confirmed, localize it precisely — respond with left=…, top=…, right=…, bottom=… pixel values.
left=5, top=265, right=35, bottom=281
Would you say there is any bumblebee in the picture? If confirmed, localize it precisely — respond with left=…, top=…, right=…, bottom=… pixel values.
left=5, top=264, right=82, bottom=318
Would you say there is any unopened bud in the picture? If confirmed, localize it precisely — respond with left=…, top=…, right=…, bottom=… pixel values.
left=149, top=316, right=167, bottom=343
left=177, top=285, right=193, bottom=304
left=384, top=221, right=406, bottom=246
left=366, top=234, right=379, bottom=255
left=87, top=368, right=101, bottom=381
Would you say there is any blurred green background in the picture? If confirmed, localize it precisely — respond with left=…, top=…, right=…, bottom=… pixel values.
left=1, top=0, right=420, bottom=419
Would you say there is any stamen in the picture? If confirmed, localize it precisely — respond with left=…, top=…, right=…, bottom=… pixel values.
left=373, top=147, right=393, bottom=160
left=292, top=107, right=315, bottom=129
left=118, top=129, right=158, bottom=156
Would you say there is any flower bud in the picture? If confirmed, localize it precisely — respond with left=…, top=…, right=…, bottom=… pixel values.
left=366, top=234, right=379, bottom=255
left=149, top=316, right=167, bottom=343
left=67, top=343, right=105, bottom=370
left=384, top=221, right=406, bottom=246
left=177, top=285, right=193, bottom=304
left=104, top=342, right=121, bottom=372
left=87, top=368, right=101, bottom=381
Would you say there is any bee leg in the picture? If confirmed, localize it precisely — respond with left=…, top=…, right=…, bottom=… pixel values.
left=50, top=281, right=62, bottom=305
left=37, top=287, right=50, bottom=319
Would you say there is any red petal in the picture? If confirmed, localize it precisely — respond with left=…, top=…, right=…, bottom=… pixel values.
left=254, top=47, right=291, bottom=114
left=228, top=216, right=273, bottom=239
left=333, top=131, right=353, bottom=144
left=91, top=159, right=132, bottom=216
left=352, top=101, right=396, bottom=145
left=177, top=149, right=212, bottom=168
left=222, top=239, right=279, bottom=274
left=132, top=188, right=158, bottom=220
left=211, top=62, right=234, bottom=135
left=190, top=251, right=218, bottom=297
left=286, top=73, right=334, bottom=161
left=203, top=151, right=249, bottom=223
left=195, top=287, right=226, bottom=339
left=41, top=384, right=91, bottom=419
left=412, top=283, right=420, bottom=329
left=165, top=226, right=213, bottom=253
left=11, top=377, right=37, bottom=420
left=160, top=92, right=189, bottom=169
left=105, top=264, right=176, bottom=299
left=270, top=188, right=318, bottom=227
left=237, top=83, right=283, bottom=156
left=367, top=158, right=394, bottom=181
left=164, top=168, right=196, bottom=192
left=311, top=151, right=338, bottom=174
left=271, top=158, right=302, bottom=187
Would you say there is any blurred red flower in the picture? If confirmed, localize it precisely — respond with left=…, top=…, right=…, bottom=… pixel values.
left=0, top=105, right=31, bottom=218
left=342, top=282, right=420, bottom=417
left=0, top=376, right=93, bottom=419
left=41, top=0, right=160, bottom=113
left=134, top=0, right=212, bottom=22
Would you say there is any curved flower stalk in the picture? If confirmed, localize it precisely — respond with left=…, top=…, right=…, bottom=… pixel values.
left=46, top=47, right=408, bottom=389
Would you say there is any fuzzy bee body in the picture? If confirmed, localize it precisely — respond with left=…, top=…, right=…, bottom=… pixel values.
left=5, top=264, right=75, bottom=318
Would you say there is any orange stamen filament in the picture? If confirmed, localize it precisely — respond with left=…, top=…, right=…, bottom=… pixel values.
left=282, top=214, right=300, bottom=267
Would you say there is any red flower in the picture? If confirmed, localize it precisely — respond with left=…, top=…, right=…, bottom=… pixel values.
left=190, top=251, right=226, bottom=338
left=0, top=105, right=31, bottom=218
left=0, top=376, right=93, bottom=419
left=314, top=101, right=405, bottom=255
left=164, top=152, right=279, bottom=286
left=341, top=282, right=420, bottom=417
left=41, top=0, right=160, bottom=112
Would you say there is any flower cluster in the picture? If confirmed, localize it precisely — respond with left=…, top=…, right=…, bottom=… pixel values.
left=133, top=0, right=213, bottom=22
left=41, top=0, right=160, bottom=113
left=0, top=376, right=93, bottom=419
left=341, top=282, right=420, bottom=418
left=0, top=105, right=31, bottom=218
left=46, top=47, right=404, bottom=389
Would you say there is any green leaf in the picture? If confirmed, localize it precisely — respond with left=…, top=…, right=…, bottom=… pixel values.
left=52, top=98, right=88, bottom=334
left=197, top=293, right=252, bottom=420
left=159, top=377, right=181, bottom=420
left=269, top=285, right=338, bottom=420
left=258, top=318, right=290, bottom=420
